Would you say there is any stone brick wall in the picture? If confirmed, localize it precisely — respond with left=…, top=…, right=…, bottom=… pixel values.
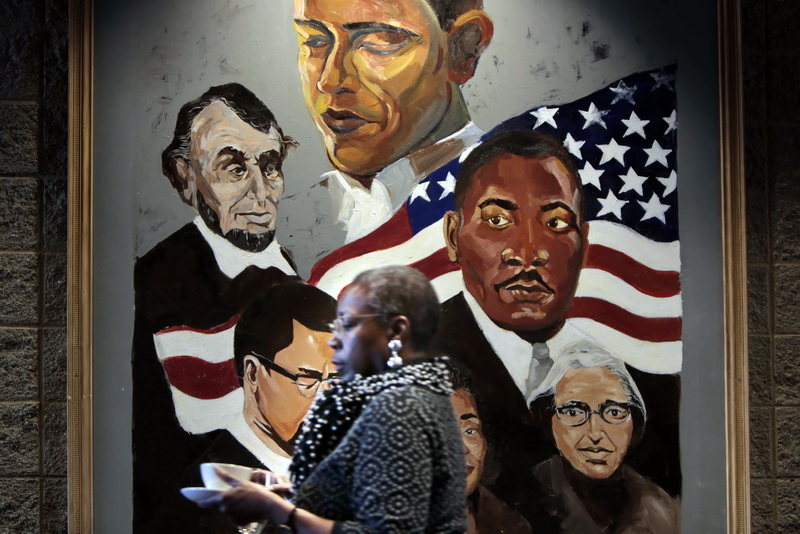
left=0, top=0, right=69, bottom=531
left=744, top=0, right=800, bottom=531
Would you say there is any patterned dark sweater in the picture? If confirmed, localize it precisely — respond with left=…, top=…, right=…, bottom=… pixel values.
left=294, top=379, right=467, bottom=533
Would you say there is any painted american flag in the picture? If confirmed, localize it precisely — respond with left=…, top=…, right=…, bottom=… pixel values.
left=154, top=315, right=244, bottom=434
left=310, top=65, right=681, bottom=374
left=157, top=65, right=681, bottom=435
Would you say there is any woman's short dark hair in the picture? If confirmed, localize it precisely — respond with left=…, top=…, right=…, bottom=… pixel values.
left=351, top=266, right=440, bottom=351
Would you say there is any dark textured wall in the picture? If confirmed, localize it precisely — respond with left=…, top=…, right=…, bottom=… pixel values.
left=744, top=0, right=800, bottom=531
left=0, top=0, right=69, bottom=531
left=0, top=0, right=788, bottom=532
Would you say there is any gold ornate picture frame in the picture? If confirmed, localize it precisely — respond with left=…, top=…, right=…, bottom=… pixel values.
left=68, top=0, right=749, bottom=531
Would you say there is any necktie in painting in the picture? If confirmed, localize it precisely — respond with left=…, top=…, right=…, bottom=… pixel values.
left=157, top=66, right=681, bottom=429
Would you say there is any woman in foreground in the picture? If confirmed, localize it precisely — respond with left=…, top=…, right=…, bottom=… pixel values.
left=205, top=266, right=467, bottom=533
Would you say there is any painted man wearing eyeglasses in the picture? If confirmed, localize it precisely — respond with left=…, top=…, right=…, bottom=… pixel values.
left=232, top=283, right=337, bottom=468
left=142, top=284, right=337, bottom=533
left=281, top=0, right=493, bottom=276
left=527, top=343, right=679, bottom=534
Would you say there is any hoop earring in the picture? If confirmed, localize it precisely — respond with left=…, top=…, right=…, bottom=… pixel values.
left=387, top=339, right=403, bottom=368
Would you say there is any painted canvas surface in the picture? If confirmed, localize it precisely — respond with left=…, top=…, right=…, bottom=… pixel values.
left=123, top=1, right=683, bottom=532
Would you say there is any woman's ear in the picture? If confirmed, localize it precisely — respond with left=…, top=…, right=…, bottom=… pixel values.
left=387, top=315, right=411, bottom=345
left=446, top=10, right=494, bottom=85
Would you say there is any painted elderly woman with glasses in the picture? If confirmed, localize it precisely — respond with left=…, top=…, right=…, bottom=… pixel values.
left=204, top=266, right=467, bottom=533
left=527, top=342, right=680, bottom=534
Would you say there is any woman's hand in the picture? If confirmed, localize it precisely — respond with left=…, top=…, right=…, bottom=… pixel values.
left=251, top=469, right=290, bottom=486
left=251, top=469, right=295, bottom=499
left=199, top=467, right=294, bottom=525
left=202, top=466, right=334, bottom=533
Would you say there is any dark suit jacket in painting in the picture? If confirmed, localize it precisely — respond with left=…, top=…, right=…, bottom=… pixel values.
left=430, top=292, right=556, bottom=518
left=472, top=485, right=532, bottom=534
left=531, top=456, right=680, bottom=534
left=431, top=292, right=682, bottom=525
left=132, top=222, right=299, bottom=532
left=143, top=432, right=263, bottom=534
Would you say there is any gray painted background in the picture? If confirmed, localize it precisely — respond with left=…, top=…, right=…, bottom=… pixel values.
left=92, top=0, right=726, bottom=531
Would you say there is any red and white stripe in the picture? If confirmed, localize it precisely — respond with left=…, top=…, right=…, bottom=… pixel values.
left=569, top=220, right=682, bottom=373
left=153, top=315, right=243, bottom=434
left=309, top=215, right=682, bottom=374
left=153, top=214, right=682, bottom=425
left=309, top=206, right=461, bottom=300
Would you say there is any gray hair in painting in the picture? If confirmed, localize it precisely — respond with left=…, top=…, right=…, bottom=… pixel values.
left=530, top=340, right=647, bottom=422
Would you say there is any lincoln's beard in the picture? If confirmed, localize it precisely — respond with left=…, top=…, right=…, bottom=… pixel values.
left=197, top=193, right=275, bottom=253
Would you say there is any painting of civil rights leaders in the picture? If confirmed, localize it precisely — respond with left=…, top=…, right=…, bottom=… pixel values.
left=431, top=105, right=681, bottom=528
left=95, top=0, right=692, bottom=532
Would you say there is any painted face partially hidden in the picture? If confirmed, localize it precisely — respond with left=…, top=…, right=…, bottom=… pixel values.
left=180, top=101, right=285, bottom=251
left=328, top=284, right=391, bottom=381
left=446, top=154, right=585, bottom=337
left=248, top=320, right=334, bottom=442
left=450, top=388, right=487, bottom=495
left=552, top=366, right=634, bottom=479
left=293, top=0, right=456, bottom=177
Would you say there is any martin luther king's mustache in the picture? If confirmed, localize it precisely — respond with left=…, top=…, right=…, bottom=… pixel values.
left=493, top=269, right=555, bottom=294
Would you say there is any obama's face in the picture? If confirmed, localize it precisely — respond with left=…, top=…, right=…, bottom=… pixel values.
left=294, top=0, right=465, bottom=177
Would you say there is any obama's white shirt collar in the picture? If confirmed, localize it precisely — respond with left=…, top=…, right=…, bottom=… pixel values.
left=321, top=122, right=483, bottom=243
